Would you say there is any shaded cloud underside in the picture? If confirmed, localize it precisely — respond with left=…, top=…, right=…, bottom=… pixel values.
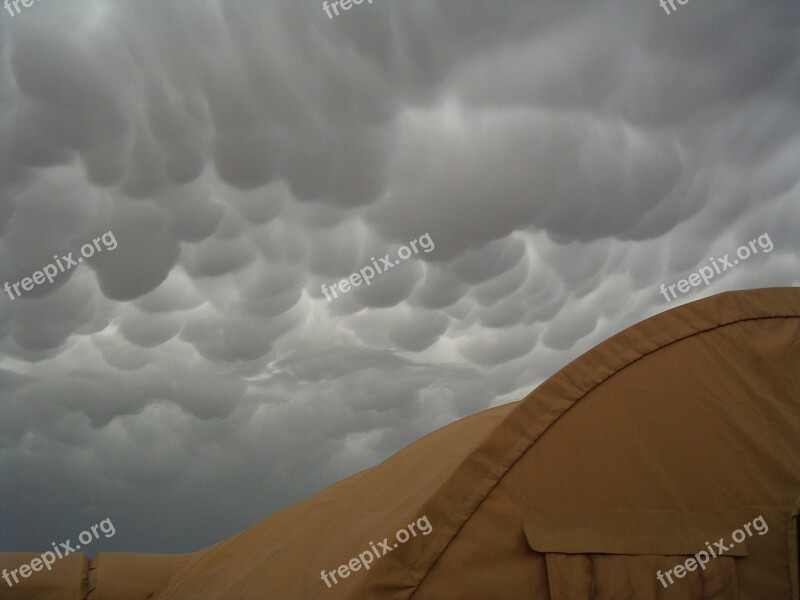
left=0, top=0, right=798, bottom=552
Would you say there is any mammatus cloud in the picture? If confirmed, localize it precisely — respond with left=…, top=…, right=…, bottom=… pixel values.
left=0, top=0, right=798, bottom=552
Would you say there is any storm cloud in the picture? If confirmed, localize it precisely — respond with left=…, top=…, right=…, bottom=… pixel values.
left=0, top=0, right=798, bottom=553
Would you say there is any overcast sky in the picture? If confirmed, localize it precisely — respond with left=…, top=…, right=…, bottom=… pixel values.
left=0, top=0, right=798, bottom=554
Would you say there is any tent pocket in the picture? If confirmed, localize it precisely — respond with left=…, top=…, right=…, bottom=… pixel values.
left=523, top=506, right=749, bottom=600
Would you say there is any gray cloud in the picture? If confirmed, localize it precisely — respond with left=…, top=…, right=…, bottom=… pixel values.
left=0, top=0, right=798, bottom=554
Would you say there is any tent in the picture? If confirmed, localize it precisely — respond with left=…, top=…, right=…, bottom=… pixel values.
left=4, top=286, right=799, bottom=599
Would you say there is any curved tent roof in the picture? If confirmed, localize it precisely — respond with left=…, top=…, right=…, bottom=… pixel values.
left=4, top=287, right=799, bottom=599
left=156, top=286, right=800, bottom=600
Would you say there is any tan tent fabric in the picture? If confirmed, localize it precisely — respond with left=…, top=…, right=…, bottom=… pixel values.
left=0, top=552, right=191, bottom=600
left=87, top=553, right=192, bottom=600
left=153, top=287, right=799, bottom=599
left=0, top=552, right=86, bottom=600
left=4, top=287, right=799, bottom=599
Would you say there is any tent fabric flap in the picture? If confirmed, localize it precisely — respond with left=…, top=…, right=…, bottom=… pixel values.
left=524, top=506, right=749, bottom=599
left=523, top=505, right=750, bottom=555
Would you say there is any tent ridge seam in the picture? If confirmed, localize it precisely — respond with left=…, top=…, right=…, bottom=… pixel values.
left=406, top=290, right=800, bottom=598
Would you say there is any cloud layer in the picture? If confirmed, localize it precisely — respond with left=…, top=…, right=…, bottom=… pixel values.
left=0, top=0, right=798, bottom=552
